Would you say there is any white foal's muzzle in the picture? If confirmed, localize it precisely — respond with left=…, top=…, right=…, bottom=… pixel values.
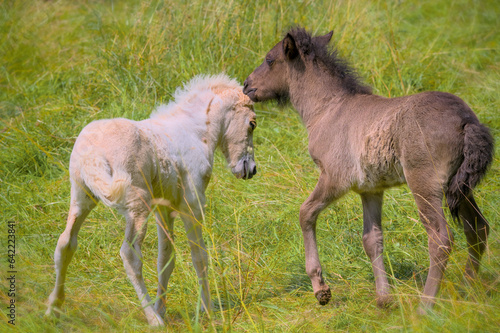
left=232, top=154, right=257, bottom=180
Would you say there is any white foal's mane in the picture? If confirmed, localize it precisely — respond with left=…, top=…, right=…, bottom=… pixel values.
left=151, top=74, right=242, bottom=122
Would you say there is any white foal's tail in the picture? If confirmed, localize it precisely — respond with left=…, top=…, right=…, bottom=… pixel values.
left=79, top=155, right=131, bottom=207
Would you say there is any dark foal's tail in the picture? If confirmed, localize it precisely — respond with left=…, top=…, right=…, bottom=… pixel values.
left=447, top=122, right=494, bottom=219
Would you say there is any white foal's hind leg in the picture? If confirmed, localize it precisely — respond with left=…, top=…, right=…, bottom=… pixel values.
left=120, top=198, right=164, bottom=326
left=46, top=185, right=96, bottom=317
left=154, top=206, right=175, bottom=318
left=179, top=200, right=212, bottom=315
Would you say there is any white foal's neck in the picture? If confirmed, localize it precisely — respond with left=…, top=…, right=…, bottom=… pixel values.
left=151, top=74, right=242, bottom=155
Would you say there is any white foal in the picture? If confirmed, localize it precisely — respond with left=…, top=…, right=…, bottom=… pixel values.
left=46, top=74, right=257, bottom=325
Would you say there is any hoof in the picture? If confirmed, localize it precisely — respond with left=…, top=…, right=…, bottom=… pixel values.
left=315, top=286, right=332, bottom=306
left=147, top=315, right=165, bottom=327
left=417, top=303, right=435, bottom=316
left=417, top=296, right=436, bottom=316
left=154, top=303, right=166, bottom=319
left=146, top=308, right=165, bottom=326
left=45, top=306, right=61, bottom=318
left=417, top=306, right=429, bottom=316
left=376, top=295, right=393, bottom=308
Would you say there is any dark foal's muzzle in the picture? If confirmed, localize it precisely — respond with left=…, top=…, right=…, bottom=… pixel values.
left=243, top=78, right=257, bottom=102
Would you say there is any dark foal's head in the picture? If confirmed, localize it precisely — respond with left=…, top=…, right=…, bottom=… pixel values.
left=243, top=27, right=371, bottom=103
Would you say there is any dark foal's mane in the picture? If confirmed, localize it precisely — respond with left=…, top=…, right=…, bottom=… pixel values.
left=287, top=27, right=372, bottom=95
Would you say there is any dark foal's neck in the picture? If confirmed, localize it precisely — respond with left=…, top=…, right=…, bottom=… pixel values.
left=287, top=54, right=372, bottom=129
left=288, top=66, right=350, bottom=129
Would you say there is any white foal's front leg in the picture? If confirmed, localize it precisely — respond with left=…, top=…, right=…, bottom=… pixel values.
left=179, top=200, right=212, bottom=315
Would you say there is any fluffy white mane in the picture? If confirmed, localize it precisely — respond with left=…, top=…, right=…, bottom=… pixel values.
left=151, top=74, right=242, bottom=120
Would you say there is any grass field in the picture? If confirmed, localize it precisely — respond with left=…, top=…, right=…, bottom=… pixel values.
left=1, top=0, right=499, bottom=331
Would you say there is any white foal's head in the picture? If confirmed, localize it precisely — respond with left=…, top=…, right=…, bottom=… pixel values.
left=218, top=92, right=257, bottom=180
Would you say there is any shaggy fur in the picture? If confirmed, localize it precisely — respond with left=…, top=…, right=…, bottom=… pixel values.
left=244, top=27, right=493, bottom=313
left=46, top=74, right=257, bottom=326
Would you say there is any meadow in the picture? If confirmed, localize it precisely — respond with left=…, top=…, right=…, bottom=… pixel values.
left=0, top=0, right=499, bottom=331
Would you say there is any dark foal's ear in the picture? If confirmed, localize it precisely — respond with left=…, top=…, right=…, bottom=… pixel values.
left=314, top=31, right=333, bottom=47
left=283, top=33, right=299, bottom=60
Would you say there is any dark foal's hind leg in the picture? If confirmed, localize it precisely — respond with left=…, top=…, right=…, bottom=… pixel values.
left=361, top=192, right=392, bottom=308
left=406, top=170, right=453, bottom=314
left=300, top=172, right=342, bottom=305
left=459, top=194, right=489, bottom=281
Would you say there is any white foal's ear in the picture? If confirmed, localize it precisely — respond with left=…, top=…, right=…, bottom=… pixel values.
left=205, top=97, right=215, bottom=115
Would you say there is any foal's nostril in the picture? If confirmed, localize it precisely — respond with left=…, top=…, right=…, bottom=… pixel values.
left=243, top=160, right=249, bottom=179
left=252, top=166, right=257, bottom=176
left=243, top=80, right=248, bottom=91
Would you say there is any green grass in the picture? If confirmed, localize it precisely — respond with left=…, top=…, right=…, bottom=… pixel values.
left=1, top=0, right=499, bottom=331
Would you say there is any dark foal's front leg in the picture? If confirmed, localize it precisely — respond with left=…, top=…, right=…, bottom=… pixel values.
left=300, top=173, right=340, bottom=305
left=361, top=192, right=392, bottom=307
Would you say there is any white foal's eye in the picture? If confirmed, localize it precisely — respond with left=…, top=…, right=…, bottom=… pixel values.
left=250, top=120, right=257, bottom=130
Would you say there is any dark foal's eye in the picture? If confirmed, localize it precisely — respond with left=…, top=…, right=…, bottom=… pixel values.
left=250, top=120, right=257, bottom=130
left=266, top=58, right=274, bottom=66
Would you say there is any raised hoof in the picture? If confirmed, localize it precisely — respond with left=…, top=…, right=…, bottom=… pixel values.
left=315, top=287, right=332, bottom=306
left=376, top=295, right=393, bottom=308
